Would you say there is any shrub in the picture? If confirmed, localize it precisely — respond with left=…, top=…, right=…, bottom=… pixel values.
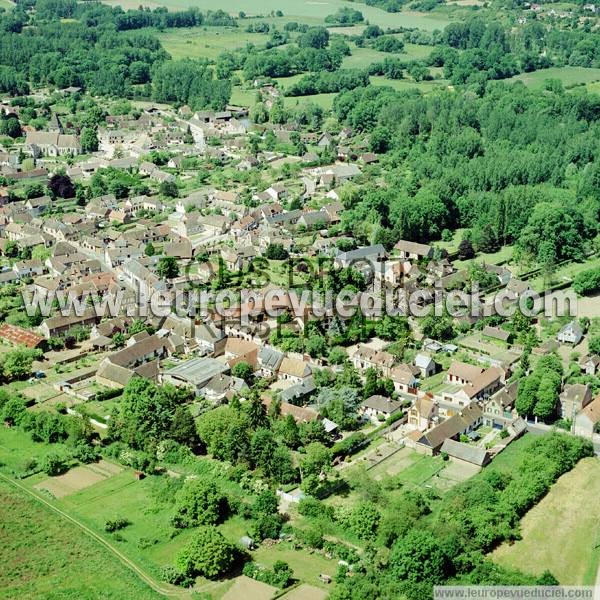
left=41, top=452, right=68, bottom=476
left=296, top=526, right=324, bottom=549
left=104, top=517, right=130, bottom=533
left=573, top=267, right=600, bottom=296
left=298, top=497, right=335, bottom=520
left=243, top=560, right=294, bottom=588
left=252, top=513, right=283, bottom=541
left=71, top=441, right=99, bottom=464
left=172, top=478, right=229, bottom=528
left=160, top=566, right=194, bottom=587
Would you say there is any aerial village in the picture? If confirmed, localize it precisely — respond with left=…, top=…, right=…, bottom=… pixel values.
left=1, top=85, right=600, bottom=597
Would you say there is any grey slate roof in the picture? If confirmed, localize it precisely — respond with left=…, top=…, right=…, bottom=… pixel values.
left=440, top=438, right=489, bottom=466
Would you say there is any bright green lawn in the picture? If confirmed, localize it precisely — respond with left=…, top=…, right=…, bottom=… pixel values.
left=453, top=245, right=514, bottom=269
left=507, top=67, right=600, bottom=90
left=230, top=86, right=257, bottom=106
left=434, top=228, right=466, bottom=253
left=586, top=81, right=600, bottom=94
left=253, top=541, right=334, bottom=588
left=283, top=93, right=338, bottom=111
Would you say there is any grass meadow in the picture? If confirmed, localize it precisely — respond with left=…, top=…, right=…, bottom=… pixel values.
left=157, top=27, right=270, bottom=60
left=0, top=477, right=162, bottom=600
left=507, top=66, right=600, bottom=90
left=103, top=0, right=453, bottom=31
left=491, top=457, right=600, bottom=584
left=342, top=43, right=433, bottom=70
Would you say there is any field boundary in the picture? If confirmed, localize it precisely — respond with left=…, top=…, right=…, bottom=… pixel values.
left=0, top=472, right=191, bottom=599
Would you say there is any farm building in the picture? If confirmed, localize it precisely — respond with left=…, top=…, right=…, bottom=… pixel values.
left=440, top=438, right=490, bottom=469
left=0, top=323, right=45, bottom=349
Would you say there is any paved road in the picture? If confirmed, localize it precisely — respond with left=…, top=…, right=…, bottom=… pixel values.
left=0, top=472, right=191, bottom=599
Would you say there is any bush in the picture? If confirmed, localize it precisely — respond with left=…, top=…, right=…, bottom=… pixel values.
left=159, top=566, right=195, bottom=587
left=344, top=502, right=380, bottom=540
left=176, top=526, right=237, bottom=579
left=573, top=267, right=600, bottom=296
left=243, top=560, right=294, bottom=588
left=372, top=35, right=404, bottom=53
left=41, top=452, right=68, bottom=476
left=298, top=497, right=335, bottom=520
left=105, top=517, right=130, bottom=533
left=252, top=513, right=283, bottom=541
left=296, top=526, right=324, bottom=549
left=172, top=478, right=229, bottom=528
left=71, top=441, right=99, bottom=464
left=332, top=432, right=368, bottom=459
left=324, top=541, right=360, bottom=563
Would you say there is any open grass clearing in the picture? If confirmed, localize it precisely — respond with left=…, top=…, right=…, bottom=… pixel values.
left=253, top=541, right=335, bottom=590
left=507, top=66, right=600, bottom=90
left=280, top=583, right=329, bottom=600
left=157, top=26, right=270, bottom=60
left=231, top=86, right=258, bottom=107
left=528, top=255, right=600, bottom=292
left=283, top=93, right=338, bottom=111
left=574, top=293, right=600, bottom=320
left=434, top=460, right=481, bottom=491
left=458, top=334, right=522, bottom=365
left=221, top=575, right=276, bottom=600
left=369, top=75, right=449, bottom=93
left=0, top=477, right=162, bottom=599
left=342, top=42, right=433, bottom=70
left=0, top=427, right=67, bottom=475
left=453, top=244, right=514, bottom=269
left=343, top=46, right=403, bottom=70
left=491, top=457, right=600, bottom=584
left=351, top=445, right=452, bottom=490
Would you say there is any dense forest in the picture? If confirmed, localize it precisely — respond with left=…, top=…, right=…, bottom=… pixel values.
left=333, top=82, right=600, bottom=269
left=0, top=1, right=234, bottom=103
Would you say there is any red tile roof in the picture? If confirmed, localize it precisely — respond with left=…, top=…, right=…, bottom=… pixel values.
left=0, top=323, right=45, bottom=348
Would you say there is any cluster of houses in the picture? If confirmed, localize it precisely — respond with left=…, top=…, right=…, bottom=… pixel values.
left=0, top=100, right=598, bottom=471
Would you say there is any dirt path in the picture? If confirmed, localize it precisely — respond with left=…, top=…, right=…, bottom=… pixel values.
left=0, top=472, right=191, bottom=599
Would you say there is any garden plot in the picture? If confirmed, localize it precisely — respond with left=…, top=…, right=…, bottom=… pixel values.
left=34, top=460, right=122, bottom=499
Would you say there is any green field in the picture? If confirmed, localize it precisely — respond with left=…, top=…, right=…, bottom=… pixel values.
left=0, top=425, right=334, bottom=597
left=342, top=43, right=432, bottom=70
left=491, top=457, right=600, bottom=584
left=157, top=26, right=270, bottom=60
left=253, top=542, right=334, bottom=588
left=586, top=81, right=600, bottom=94
left=102, top=0, right=452, bottom=31
left=0, top=427, right=68, bottom=475
left=528, top=255, right=600, bottom=292
left=453, top=244, right=514, bottom=269
left=507, top=67, right=600, bottom=90
left=0, top=478, right=162, bottom=600
left=370, top=75, right=449, bottom=93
